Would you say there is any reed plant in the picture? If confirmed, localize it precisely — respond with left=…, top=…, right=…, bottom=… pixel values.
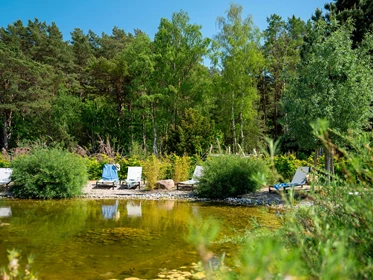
left=142, top=154, right=161, bottom=190
left=172, top=154, right=191, bottom=183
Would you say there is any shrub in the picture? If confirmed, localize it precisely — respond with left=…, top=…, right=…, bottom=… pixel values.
left=196, top=155, right=273, bottom=199
left=11, top=147, right=87, bottom=199
left=172, top=154, right=191, bottom=183
left=142, top=155, right=161, bottom=190
left=0, top=155, right=10, bottom=168
left=274, top=154, right=309, bottom=182
left=85, top=157, right=102, bottom=180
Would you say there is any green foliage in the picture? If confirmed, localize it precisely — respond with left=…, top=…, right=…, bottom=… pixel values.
left=0, top=154, right=11, bottom=168
left=274, top=154, right=309, bottom=181
left=85, top=157, right=103, bottom=180
left=282, top=20, right=373, bottom=151
left=263, top=14, right=306, bottom=138
left=11, top=147, right=87, bottom=199
left=142, top=155, right=161, bottom=190
left=213, top=3, right=265, bottom=153
left=0, top=249, right=38, bottom=280
left=172, top=154, right=191, bottom=183
left=325, top=0, right=373, bottom=45
left=196, top=155, right=272, bottom=199
left=279, top=125, right=373, bottom=278
left=166, top=108, right=215, bottom=156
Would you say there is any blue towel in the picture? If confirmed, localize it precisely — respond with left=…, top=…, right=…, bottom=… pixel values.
left=102, top=164, right=119, bottom=184
left=273, top=183, right=289, bottom=191
left=273, top=182, right=301, bottom=191
left=102, top=200, right=119, bottom=219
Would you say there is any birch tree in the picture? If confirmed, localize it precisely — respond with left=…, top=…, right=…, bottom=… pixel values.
left=213, top=3, right=265, bottom=152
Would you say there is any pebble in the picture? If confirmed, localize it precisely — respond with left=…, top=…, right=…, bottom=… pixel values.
left=1, top=184, right=315, bottom=208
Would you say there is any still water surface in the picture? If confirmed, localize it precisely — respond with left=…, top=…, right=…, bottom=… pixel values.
left=0, top=199, right=280, bottom=279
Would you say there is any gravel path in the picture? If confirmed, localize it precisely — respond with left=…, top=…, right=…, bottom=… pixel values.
left=1, top=181, right=314, bottom=207
left=81, top=181, right=287, bottom=206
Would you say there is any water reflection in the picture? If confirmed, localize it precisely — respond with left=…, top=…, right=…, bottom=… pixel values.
left=0, top=206, right=11, bottom=217
left=101, top=200, right=119, bottom=219
left=0, top=200, right=280, bottom=279
left=158, top=201, right=174, bottom=211
left=126, top=201, right=142, bottom=217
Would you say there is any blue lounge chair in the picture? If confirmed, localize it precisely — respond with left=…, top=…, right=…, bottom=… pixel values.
left=102, top=200, right=119, bottom=219
left=269, top=166, right=310, bottom=192
left=96, top=164, right=119, bottom=189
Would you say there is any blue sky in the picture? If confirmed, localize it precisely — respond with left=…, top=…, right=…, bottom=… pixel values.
left=0, top=0, right=328, bottom=41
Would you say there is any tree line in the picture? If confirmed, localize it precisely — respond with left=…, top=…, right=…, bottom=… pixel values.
left=0, top=0, right=372, bottom=158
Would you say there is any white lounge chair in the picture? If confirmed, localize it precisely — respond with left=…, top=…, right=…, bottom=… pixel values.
left=0, top=168, right=13, bottom=186
left=176, top=165, right=203, bottom=190
left=0, top=206, right=12, bottom=217
left=121, top=166, right=143, bottom=189
left=127, top=201, right=142, bottom=217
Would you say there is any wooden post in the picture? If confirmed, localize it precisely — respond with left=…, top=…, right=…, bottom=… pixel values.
left=216, top=138, right=222, bottom=154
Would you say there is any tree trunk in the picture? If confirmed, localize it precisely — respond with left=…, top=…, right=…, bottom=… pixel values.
left=313, top=147, right=318, bottom=168
left=240, top=89, right=245, bottom=150
left=2, top=111, right=12, bottom=151
left=151, top=103, right=158, bottom=156
left=2, top=120, right=8, bottom=151
left=239, top=111, right=244, bottom=150
left=263, top=74, right=267, bottom=126
left=231, top=92, right=237, bottom=153
left=142, top=114, right=147, bottom=153
left=274, top=82, right=278, bottom=138
left=325, top=149, right=331, bottom=184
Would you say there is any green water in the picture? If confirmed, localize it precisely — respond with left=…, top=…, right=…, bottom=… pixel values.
left=0, top=199, right=280, bottom=279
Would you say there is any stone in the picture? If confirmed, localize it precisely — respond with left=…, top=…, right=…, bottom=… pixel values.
left=155, top=179, right=175, bottom=190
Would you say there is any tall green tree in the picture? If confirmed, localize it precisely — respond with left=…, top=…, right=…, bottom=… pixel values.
left=122, top=32, right=155, bottom=153
left=325, top=0, right=373, bottom=45
left=262, top=15, right=306, bottom=139
left=213, top=3, right=265, bottom=152
left=0, top=43, right=54, bottom=150
left=153, top=11, right=211, bottom=128
left=165, top=108, right=215, bottom=156
left=282, top=20, right=373, bottom=172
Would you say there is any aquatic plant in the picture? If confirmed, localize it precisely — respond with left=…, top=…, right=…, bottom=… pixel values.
left=0, top=249, right=37, bottom=280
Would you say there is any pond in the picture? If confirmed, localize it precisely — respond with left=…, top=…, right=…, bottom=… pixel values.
left=0, top=199, right=280, bottom=279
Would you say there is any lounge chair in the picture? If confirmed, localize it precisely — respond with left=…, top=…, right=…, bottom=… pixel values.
left=269, top=166, right=311, bottom=192
left=96, top=164, right=119, bottom=189
left=102, top=200, right=119, bottom=219
left=127, top=201, right=142, bottom=217
left=177, top=165, right=203, bottom=190
left=0, top=168, right=13, bottom=186
left=121, top=166, right=143, bottom=189
left=0, top=206, right=12, bottom=218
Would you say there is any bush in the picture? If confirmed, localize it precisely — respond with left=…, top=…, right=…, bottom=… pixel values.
left=0, top=155, right=10, bottom=168
left=11, top=147, right=88, bottom=199
left=85, top=156, right=102, bottom=180
left=196, top=155, right=273, bottom=199
left=172, top=154, right=191, bottom=183
left=142, top=155, right=161, bottom=190
left=274, top=154, right=309, bottom=182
